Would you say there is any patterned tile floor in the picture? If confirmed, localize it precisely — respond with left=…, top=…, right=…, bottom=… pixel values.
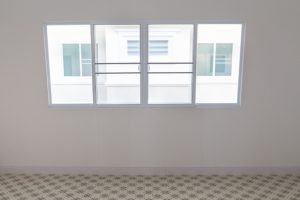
left=0, top=174, right=299, bottom=200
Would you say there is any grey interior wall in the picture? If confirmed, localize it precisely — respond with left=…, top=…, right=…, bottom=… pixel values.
left=0, top=0, right=299, bottom=170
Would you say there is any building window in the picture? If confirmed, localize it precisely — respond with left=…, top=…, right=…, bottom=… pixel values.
left=197, top=43, right=233, bottom=76
left=45, top=23, right=244, bottom=106
left=46, top=25, right=93, bottom=104
left=149, top=40, right=168, bottom=56
left=63, top=44, right=92, bottom=76
left=95, top=25, right=141, bottom=104
left=127, top=40, right=139, bottom=56
left=215, top=43, right=233, bottom=76
left=147, top=24, right=193, bottom=104
left=196, top=24, right=243, bottom=104
left=128, top=40, right=169, bottom=56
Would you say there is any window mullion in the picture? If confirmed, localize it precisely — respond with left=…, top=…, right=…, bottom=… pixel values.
left=192, top=24, right=197, bottom=105
left=213, top=43, right=216, bottom=76
left=90, top=24, right=97, bottom=105
left=140, top=24, right=148, bottom=105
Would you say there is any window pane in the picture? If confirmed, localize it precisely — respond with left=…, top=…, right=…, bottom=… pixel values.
left=149, top=40, right=168, bottom=55
left=81, top=44, right=92, bottom=76
left=215, top=43, right=232, bottom=76
left=81, top=44, right=91, bottom=59
left=63, top=44, right=80, bottom=76
left=82, top=64, right=92, bottom=76
left=46, top=25, right=92, bottom=104
left=148, top=25, right=193, bottom=104
left=196, top=24, right=242, bottom=104
left=95, top=25, right=141, bottom=104
left=197, top=43, right=213, bottom=76
left=148, top=73, right=192, bottom=104
left=96, top=74, right=140, bottom=104
left=127, top=40, right=140, bottom=56
left=95, top=25, right=140, bottom=63
left=148, top=25, right=193, bottom=63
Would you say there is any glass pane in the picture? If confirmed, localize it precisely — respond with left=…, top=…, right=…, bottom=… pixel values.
left=148, top=73, right=192, bottom=104
left=127, top=40, right=140, bottom=56
left=81, top=44, right=92, bottom=76
left=196, top=24, right=242, bottom=103
left=81, top=44, right=91, bottom=59
left=148, top=64, right=192, bottom=72
left=63, top=44, right=80, bottom=76
left=46, top=25, right=92, bottom=104
left=82, top=64, right=92, bottom=76
left=215, top=43, right=233, bottom=76
left=197, top=43, right=213, bottom=76
left=95, top=25, right=140, bottom=63
left=148, top=25, right=193, bottom=63
left=96, top=74, right=140, bottom=104
left=96, top=64, right=139, bottom=73
left=149, top=40, right=168, bottom=55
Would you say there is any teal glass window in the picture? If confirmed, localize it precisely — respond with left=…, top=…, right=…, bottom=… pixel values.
left=81, top=44, right=92, bottom=76
left=196, top=43, right=233, bottom=76
left=215, top=43, right=232, bottom=76
left=63, top=44, right=92, bottom=76
left=63, top=44, right=80, bottom=76
left=197, top=43, right=214, bottom=76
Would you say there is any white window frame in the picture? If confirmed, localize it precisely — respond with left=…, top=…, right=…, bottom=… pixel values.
left=44, top=21, right=246, bottom=108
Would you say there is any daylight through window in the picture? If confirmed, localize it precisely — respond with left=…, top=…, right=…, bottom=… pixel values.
left=45, top=23, right=244, bottom=106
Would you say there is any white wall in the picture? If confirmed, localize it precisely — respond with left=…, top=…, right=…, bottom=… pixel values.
left=0, top=0, right=300, bottom=173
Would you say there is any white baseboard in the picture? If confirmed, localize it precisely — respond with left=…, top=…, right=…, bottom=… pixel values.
left=1, top=166, right=300, bottom=175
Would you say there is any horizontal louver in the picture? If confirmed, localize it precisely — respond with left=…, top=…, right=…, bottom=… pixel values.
left=127, top=40, right=168, bottom=56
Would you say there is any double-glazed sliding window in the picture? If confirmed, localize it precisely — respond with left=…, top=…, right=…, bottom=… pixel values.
left=45, top=23, right=244, bottom=106
left=147, top=25, right=193, bottom=104
left=94, top=25, right=141, bottom=104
